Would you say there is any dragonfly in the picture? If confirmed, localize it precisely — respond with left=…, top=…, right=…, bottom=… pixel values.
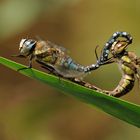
left=13, top=38, right=100, bottom=78
left=82, top=31, right=140, bottom=97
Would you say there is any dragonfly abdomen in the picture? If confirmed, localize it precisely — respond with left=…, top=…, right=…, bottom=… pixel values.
left=108, top=75, right=135, bottom=97
left=59, top=57, right=98, bottom=73
left=99, top=31, right=133, bottom=64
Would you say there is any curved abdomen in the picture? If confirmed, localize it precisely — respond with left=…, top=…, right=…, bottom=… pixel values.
left=107, top=75, right=135, bottom=97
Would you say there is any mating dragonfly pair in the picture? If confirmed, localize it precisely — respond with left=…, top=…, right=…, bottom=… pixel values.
left=13, top=31, right=140, bottom=97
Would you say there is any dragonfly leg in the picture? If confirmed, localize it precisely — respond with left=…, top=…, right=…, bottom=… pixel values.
left=16, top=55, right=34, bottom=71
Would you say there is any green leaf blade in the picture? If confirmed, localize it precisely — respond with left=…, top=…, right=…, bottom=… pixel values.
left=0, top=56, right=140, bottom=127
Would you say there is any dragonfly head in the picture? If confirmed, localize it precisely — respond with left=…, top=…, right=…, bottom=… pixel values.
left=19, top=39, right=36, bottom=56
left=110, top=40, right=129, bottom=56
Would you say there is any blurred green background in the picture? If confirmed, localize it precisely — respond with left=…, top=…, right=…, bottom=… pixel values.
left=0, top=0, right=140, bottom=140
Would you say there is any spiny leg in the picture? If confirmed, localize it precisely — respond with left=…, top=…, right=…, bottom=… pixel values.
left=11, top=54, right=33, bottom=71
left=11, top=54, right=26, bottom=58
left=17, top=54, right=34, bottom=71
left=100, top=57, right=115, bottom=65
left=39, top=62, right=66, bottom=85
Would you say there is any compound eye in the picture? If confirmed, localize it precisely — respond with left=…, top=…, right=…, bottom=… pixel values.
left=19, top=39, right=36, bottom=56
left=19, top=39, right=27, bottom=50
left=25, top=40, right=36, bottom=48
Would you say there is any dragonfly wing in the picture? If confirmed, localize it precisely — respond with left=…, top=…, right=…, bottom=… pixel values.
left=36, top=59, right=56, bottom=72
left=52, top=64, right=85, bottom=78
left=36, top=59, right=83, bottom=77
left=47, top=40, right=68, bottom=53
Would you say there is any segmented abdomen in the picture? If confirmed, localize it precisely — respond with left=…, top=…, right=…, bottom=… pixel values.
left=99, top=31, right=133, bottom=63
left=105, top=75, right=135, bottom=97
